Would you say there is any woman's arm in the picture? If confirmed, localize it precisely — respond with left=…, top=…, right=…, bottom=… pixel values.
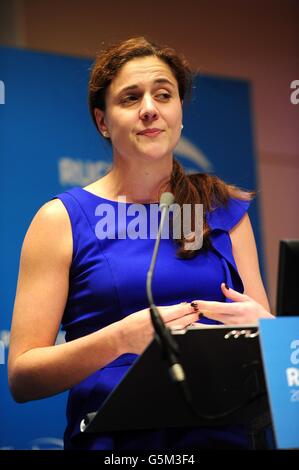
left=8, top=200, right=123, bottom=402
left=8, top=199, right=199, bottom=402
left=230, top=213, right=270, bottom=311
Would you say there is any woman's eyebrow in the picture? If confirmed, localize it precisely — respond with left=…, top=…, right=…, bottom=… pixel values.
left=117, top=78, right=175, bottom=95
left=153, top=78, right=176, bottom=88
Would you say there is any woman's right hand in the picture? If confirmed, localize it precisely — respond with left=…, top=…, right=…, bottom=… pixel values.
left=117, top=303, right=200, bottom=355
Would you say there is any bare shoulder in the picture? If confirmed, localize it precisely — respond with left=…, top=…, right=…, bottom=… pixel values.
left=33, top=198, right=70, bottom=225
left=230, top=212, right=256, bottom=259
left=22, top=198, right=73, bottom=266
left=230, top=212, right=253, bottom=240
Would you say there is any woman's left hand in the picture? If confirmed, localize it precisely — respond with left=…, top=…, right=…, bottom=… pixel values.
left=192, top=283, right=275, bottom=325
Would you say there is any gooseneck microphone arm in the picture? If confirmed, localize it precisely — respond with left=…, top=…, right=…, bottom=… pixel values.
left=146, top=192, right=190, bottom=390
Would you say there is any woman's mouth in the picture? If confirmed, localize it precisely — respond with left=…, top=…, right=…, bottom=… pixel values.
left=137, top=128, right=164, bottom=137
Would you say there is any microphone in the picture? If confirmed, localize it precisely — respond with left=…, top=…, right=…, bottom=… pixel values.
left=146, top=192, right=192, bottom=400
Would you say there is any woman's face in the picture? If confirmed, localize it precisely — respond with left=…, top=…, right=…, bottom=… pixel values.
left=94, top=56, right=183, bottom=163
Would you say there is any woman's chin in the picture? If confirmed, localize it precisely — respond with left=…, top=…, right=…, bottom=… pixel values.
left=136, top=145, right=173, bottom=162
left=139, top=152, right=171, bottom=163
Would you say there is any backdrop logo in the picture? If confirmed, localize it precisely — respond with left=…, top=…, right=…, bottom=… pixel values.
left=0, top=330, right=10, bottom=364
left=175, top=137, right=213, bottom=172
left=0, top=437, right=64, bottom=450
left=0, top=340, right=4, bottom=364
left=0, top=80, right=5, bottom=104
left=286, top=339, right=299, bottom=402
left=59, top=157, right=111, bottom=186
left=28, top=437, right=64, bottom=450
left=290, top=80, right=299, bottom=105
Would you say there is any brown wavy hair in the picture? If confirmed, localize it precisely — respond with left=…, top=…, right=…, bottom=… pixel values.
left=88, top=36, right=254, bottom=259
left=170, top=160, right=254, bottom=258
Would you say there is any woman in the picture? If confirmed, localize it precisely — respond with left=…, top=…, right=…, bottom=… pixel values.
left=8, top=36, right=274, bottom=450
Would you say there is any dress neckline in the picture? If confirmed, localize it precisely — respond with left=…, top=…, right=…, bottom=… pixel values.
left=77, top=187, right=159, bottom=205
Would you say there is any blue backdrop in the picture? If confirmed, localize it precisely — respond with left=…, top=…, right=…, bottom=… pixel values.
left=0, top=47, right=263, bottom=449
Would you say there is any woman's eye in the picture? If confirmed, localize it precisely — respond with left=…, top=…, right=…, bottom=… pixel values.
left=121, top=95, right=138, bottom=104
left=156, top=92, right=171, bottom=101
left=120, top=91, right=171, bottom=105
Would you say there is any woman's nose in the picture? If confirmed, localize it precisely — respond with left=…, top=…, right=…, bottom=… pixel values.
left=139, top=95, right=159, bottom=122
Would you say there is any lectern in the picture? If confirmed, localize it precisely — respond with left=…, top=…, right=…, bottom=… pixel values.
left=80, top=324, right=271, bottom=447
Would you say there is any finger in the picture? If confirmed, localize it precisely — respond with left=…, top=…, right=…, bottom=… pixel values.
left=221, top=283, right=248, bottom=302
left=167, top=312, right=200, bottom=328
left=160, top=303, right=196, bottom=322
left=191, top=299, right=240, bottom=315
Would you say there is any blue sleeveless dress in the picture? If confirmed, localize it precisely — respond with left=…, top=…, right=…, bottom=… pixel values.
left=54, top=187, right=251, bottom=450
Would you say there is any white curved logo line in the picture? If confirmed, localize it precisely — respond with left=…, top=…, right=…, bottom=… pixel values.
left=174, top=137, right=213, bottom=172
left=28, top=437, right=64, bottom=450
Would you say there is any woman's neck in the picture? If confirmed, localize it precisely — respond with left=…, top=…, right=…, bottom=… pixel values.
left=97, top=158, right=173, bottom=203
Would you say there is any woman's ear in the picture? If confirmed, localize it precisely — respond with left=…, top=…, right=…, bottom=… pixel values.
left=94, top=108, right=110, bottom=138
